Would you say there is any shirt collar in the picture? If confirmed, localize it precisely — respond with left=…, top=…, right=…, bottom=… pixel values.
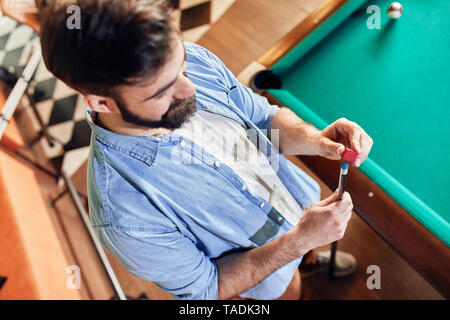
left=85, top=108, right=181, bottom=165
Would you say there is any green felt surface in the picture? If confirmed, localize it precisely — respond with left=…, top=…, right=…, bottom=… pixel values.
left=270, top=0, right=450, bottom=245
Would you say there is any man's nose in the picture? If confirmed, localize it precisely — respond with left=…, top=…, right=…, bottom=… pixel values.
left=172, top=75, right=196, bottom=99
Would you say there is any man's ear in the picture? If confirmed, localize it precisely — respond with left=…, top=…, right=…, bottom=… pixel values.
left=84, top=94, right=118, bottom=113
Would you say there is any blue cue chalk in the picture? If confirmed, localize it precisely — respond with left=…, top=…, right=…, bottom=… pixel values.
left=328, top=163, right=349, bottom=278
left=337, top=162, right=348, bottom=200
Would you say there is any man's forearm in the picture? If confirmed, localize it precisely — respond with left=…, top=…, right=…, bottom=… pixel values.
left=269, top=107, right=321, bottom=155
left=214, top=229, right=306, bottom=300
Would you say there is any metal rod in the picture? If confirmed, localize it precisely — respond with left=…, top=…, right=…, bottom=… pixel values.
left=25, top=89, right=55, bottom=147
left=0, top=45, right=41, bottom=139
left=61, top=170, right=127, bottom=300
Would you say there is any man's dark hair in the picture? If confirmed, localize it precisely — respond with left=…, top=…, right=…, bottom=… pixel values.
left=37, top=0, right=177, bottom=96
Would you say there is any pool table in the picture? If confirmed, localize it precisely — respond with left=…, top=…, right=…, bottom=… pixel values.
left=250, top=0, right=450, bottom=298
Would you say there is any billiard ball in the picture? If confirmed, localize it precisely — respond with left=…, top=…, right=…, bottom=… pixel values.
left=388, top=2, right=403, bottom=19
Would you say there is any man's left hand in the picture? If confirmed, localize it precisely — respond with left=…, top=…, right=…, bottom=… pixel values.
left=312, top=118, right=373, bottom=167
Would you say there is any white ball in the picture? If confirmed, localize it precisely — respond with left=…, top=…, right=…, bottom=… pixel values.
left=388, top=2, right=403, bottom=19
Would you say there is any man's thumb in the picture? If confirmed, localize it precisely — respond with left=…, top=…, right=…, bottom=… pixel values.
left=323, top=140, right=345, bottom=158
left=315, top=189, right=339, bottom=207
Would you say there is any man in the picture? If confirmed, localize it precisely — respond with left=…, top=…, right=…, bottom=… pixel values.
left=35, top=0, right=373, bottom=299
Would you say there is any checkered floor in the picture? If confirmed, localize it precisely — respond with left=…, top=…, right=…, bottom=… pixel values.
left=0, top=0, right=235, bottom=179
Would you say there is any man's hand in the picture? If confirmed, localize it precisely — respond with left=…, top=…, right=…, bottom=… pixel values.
left=215, top=189, right=353, bottom=299
left=0, top=0, right=40, bottom=33
left=270, top=109, right=372, bottom=165
left=312, top=118, right=373, bottom=167
left=290, top=190, right=353, bottom=255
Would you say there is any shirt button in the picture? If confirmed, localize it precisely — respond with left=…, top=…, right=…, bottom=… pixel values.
left=259, top=203, right=265, bottom=208
left=180, top=140, right=186, bottom=147
left=214, top=161, right=221, bottom=167
left=277, top=217, right=283, bottom=224
left=241, top=185, right=247, bottom=191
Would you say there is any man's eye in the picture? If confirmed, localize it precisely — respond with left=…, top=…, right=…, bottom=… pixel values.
left=156, top=91, right=168, bottom=100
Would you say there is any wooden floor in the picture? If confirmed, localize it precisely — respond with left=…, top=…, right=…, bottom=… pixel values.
left=11, top=0, right=444, bottom=300
left=198, top=0, right=325, bottom=75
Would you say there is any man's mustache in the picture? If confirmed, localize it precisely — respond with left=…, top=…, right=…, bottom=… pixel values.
left=169, top=95, right=196, bottom=111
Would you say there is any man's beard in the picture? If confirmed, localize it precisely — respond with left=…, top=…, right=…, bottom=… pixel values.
left=116, top=95, right=197, bottom=130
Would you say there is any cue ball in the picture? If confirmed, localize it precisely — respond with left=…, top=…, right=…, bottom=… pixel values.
left=388, top=2, right=403, bottom=19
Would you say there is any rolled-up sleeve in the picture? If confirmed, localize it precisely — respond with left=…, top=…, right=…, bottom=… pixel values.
left=96, top=225, right=218, bottom=300
left=190, top=42, right=280, bottom=130
left=229, top=81, right=280, bottom=130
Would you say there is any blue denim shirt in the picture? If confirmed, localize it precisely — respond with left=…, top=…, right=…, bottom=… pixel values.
left=87, top=42, right=321, bottom=300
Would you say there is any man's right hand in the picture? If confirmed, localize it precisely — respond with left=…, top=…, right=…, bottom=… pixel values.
left=289, top=190, right=353, bottom=256
left=215, top=190, right=353, bottom=299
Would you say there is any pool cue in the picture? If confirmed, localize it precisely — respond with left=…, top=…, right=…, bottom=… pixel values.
left=328, top=162, right=348, bottom=278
